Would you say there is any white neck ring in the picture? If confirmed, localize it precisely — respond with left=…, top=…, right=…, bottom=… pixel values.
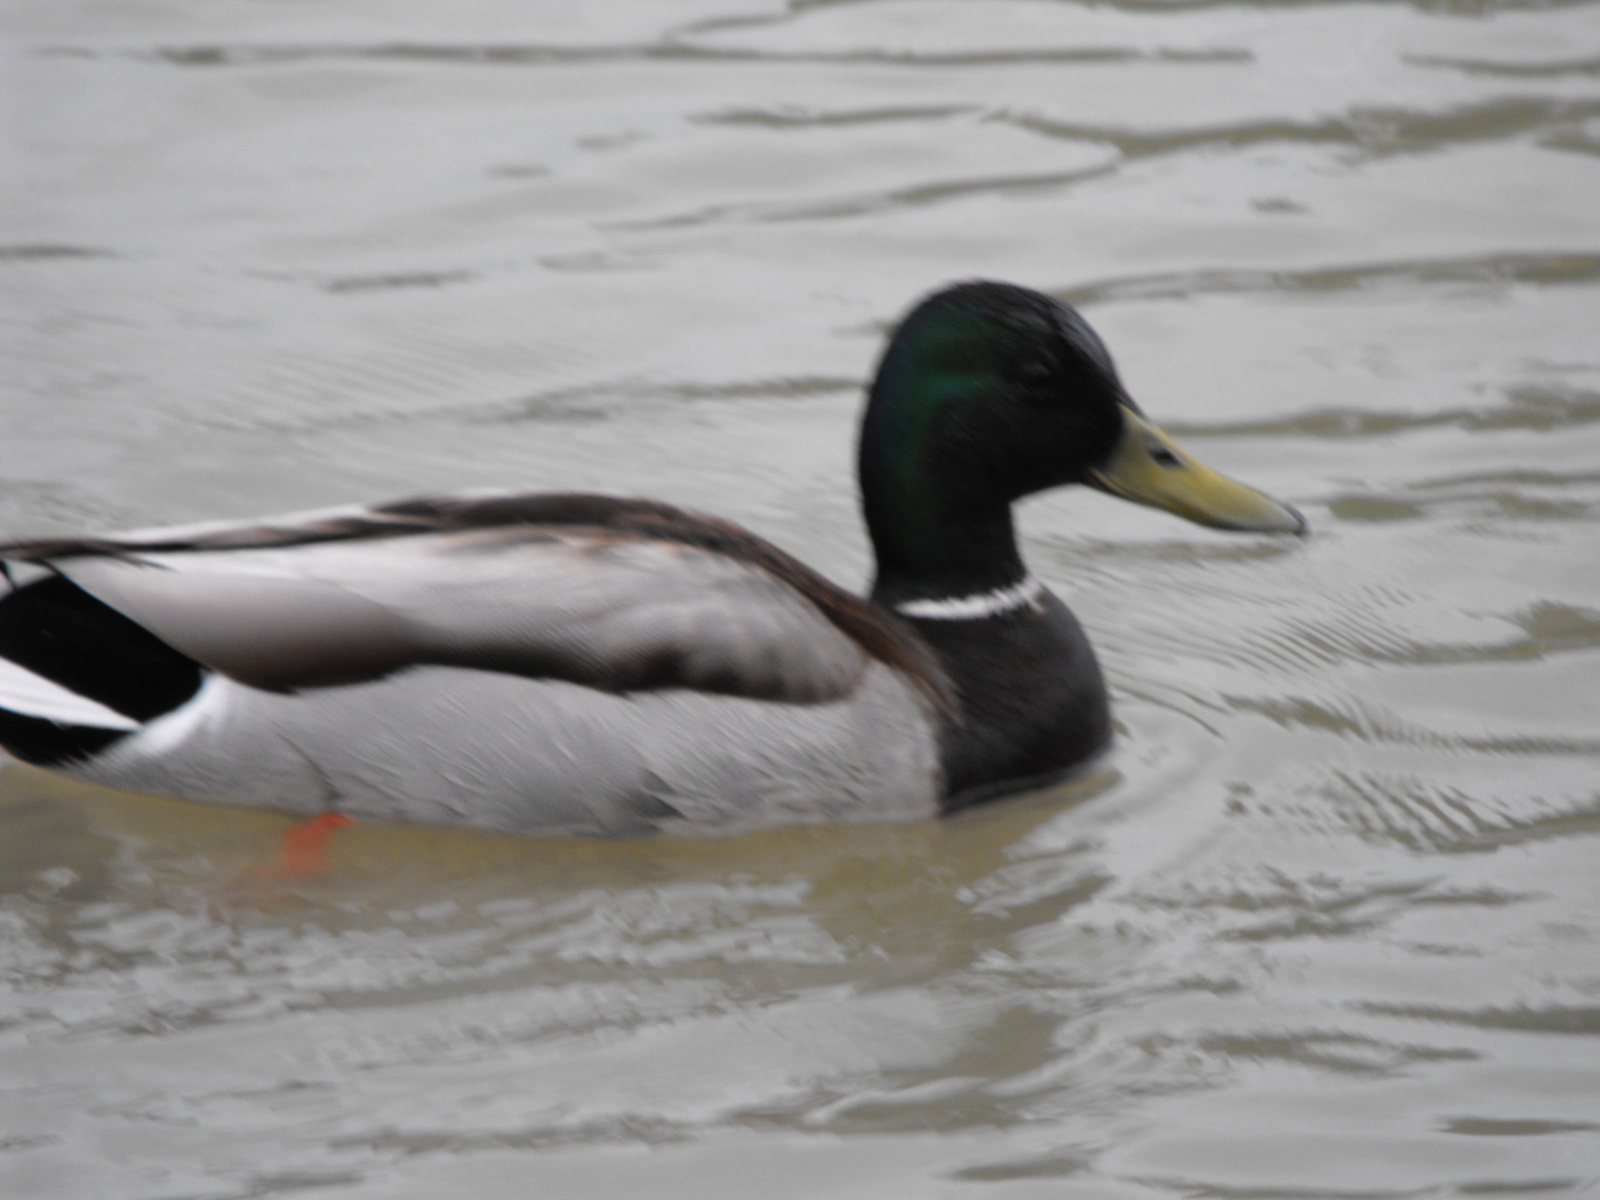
left=892, top=576, right=1046, bottom=621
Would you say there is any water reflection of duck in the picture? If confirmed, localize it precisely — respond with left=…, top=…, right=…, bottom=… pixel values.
left=0, top=282, right=1304, bottom=834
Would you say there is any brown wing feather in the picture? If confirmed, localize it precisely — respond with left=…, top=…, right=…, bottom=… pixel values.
left=2, top=493, right=955, bottom=713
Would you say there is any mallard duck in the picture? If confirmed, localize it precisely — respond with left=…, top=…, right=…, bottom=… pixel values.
left=0, top=282, right=1304, bottom=834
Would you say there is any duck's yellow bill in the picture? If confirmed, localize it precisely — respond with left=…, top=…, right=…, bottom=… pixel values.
left=1088, top=410, right=1307, bottom=535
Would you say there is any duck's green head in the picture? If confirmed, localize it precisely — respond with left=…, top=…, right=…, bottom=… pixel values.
left=859, top=281, right=1304, bottom=602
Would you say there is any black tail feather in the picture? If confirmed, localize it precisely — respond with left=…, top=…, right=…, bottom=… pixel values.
left=0, top=574, right=203, bottom=767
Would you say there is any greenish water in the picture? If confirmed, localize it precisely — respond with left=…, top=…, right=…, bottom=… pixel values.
left=2, top=0, right=1598, bottom=1195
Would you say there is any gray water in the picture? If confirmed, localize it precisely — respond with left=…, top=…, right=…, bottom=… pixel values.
left=3, top=0, right=1599, bottom=1196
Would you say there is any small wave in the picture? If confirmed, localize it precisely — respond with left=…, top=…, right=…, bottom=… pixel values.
left=1061, top=251, right=1600, bottom=312
left=604, top=160, right=1120, bottom=230
left=104, top=41, right=1246, bottom=70
left=1358, top=1001, right=1600, bottom=1035
left=0, top=245, right=113, bottom=262
left=1162, top=385, right=1600, bottom=444
left=693, top=104, right=976, bottom=129
left=1006, top=95, right=1600, bottom=158
left=1408, top=53, right=1600, bottom=79
left=1197, top=1028, right=1477, bottom=1074
left=1328, top=770, right=1600, bottom=853
left=322, top=270, right=476, bottom=294
left=1230, top=695, right=1600, bottom=757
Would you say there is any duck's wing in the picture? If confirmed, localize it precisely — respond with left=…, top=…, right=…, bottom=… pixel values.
left=2, top=493, right=944, bottom=708
left=37, top=531, right=871, bottom=704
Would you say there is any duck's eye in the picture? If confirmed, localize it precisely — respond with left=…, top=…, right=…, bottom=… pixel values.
left=1148, top=443, right=1182, bottom=468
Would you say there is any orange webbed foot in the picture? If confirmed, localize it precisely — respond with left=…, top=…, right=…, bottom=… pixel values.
left=228, top=812, right=355, bottom=897
left=273, top=812, right=356, bottom=878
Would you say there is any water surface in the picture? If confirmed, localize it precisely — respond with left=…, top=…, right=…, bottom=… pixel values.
left=2, top=0, right=1598, bottom=1195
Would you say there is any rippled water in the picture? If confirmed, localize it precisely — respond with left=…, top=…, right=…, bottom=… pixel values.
left=3, top=0, right=1599, bottom=1195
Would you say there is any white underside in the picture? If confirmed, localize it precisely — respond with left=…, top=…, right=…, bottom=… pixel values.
left=64, top=665, right=943, bottom=835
